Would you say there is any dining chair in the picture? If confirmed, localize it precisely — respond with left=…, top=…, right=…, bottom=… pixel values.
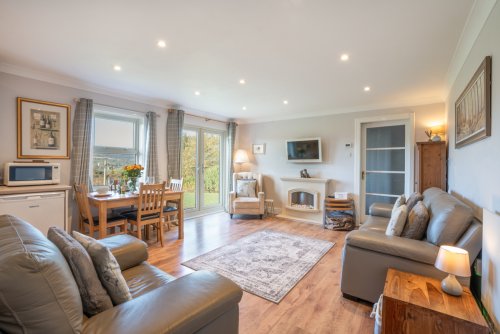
left=73, top=183, right=127, bottom=238
left=164, top=178, right=183, bottom=230
left=123, top=182, right=166, bottom=246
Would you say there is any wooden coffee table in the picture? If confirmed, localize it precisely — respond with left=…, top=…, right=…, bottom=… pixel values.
left=382, top=268, right=489, bottom=334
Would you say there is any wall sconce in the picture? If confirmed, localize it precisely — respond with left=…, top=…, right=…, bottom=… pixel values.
left=234, top=149, right=249, bottom=164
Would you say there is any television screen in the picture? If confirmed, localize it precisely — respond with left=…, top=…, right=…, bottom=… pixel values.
left=287, top=138, right=322, bottom=162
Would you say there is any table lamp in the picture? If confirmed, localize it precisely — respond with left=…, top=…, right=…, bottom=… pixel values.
left=434, top=245, right=471, bottom=296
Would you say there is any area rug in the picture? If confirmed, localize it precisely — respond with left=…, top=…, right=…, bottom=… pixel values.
left=182, top=229, right=334, bottom=303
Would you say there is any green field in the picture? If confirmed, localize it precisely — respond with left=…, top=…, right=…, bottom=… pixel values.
left=183, top=192, right=220, bottom=209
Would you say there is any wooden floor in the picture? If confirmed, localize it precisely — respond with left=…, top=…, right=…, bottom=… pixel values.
left=147, top=212, right=375, bottom=334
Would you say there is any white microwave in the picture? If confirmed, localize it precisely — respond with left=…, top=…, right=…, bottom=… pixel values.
left=3, top=162, right=61, bottom=186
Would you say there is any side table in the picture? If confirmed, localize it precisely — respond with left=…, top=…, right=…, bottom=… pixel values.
left=382, top=268, right=489, bottom=334
left=264, top=199, right=274, bottom=217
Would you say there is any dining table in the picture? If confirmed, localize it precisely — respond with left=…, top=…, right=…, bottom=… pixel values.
left=87, top=189, right=184, bottom=240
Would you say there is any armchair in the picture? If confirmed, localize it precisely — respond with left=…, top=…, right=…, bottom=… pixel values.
left=229, top=172, right=265, bottom=219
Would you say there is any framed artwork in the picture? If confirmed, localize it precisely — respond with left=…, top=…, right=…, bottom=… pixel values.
left=455, top=56, right=492, bottom=148
left=17, top=97, right=71, bottom=159
left=252, top=144, right=265, bottom=154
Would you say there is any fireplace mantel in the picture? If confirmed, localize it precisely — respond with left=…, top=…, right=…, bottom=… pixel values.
left=280, top=177, right=330, bottom=184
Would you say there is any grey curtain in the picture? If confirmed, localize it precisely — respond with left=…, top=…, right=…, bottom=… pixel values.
left=227, top=121, right=237, bottom=191
left=166, top=109, right=185, bottom=179
left=71, top=98, right=93, bottom=190
left=144, top=111, right=159, bottom=181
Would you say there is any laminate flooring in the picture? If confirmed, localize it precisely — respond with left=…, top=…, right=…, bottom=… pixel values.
left=147, top=212, right=374, bottom=334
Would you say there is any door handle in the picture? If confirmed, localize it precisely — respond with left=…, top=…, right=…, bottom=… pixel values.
left=28, top=205, right=40, bottom=208
left=361, top=171, right=365, bottom=180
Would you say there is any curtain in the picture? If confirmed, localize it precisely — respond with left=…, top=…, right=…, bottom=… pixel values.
left=227, top=121, right=237, bottom=191
left=71, top=98, right=93, bottom=190
left=166, top=109, right=185, bottom=180
left=144, top=111, right=159, bottom=182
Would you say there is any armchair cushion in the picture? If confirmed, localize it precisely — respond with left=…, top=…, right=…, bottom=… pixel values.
left=233, top=197, right=260, bottom=209
left=236, top=179, right=257, bottom=197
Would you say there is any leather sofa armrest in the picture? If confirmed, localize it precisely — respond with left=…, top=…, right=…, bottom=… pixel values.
left=99, top=234, right=148, bottom=271
left=83, top=271, right=243, bottom=334
left=345, top=230, right=439, bottom=265
left=369, top=203, right=393, bottom=218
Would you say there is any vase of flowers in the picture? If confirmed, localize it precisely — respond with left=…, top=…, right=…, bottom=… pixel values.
left=122, top=164, right=144, bottom=193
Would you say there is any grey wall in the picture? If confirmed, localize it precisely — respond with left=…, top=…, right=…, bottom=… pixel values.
left=446, top=2, right=500, bottom=330
left=237, top=103, right=444, bottom=211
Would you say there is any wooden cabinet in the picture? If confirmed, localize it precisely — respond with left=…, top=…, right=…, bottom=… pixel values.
left=415, top=141, right=447, bottom=193
left=382, top=269, right=489, bottom=334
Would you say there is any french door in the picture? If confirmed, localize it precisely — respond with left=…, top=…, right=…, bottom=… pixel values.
left=360, top=120, right=411, bottom=221
left=181, top=126, right=225, bottom=216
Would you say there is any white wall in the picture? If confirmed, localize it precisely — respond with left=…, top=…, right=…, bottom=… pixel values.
left=446, top=2, right=500, bottom=330
left=236, top=103, right=444, bottom=212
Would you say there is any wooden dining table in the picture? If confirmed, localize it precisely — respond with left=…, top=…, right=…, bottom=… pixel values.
left=87, top=190, right=184, bottom=240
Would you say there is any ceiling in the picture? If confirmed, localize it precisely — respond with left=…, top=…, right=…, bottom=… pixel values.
left=0, top=0, right=475, bottom=122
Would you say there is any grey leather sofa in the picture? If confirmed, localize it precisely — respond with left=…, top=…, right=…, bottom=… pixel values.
left=340, top=188, right=482, bottom=303
left=0, top=215, right=243, bottom=334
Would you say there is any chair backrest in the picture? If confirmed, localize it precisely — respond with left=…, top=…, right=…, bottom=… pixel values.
left=169, top=178, right=183, bottom=192
left=232, top=172, right=263, bottom=194
left=73, top=183, right=95, bottom=226
left=137, top=182, right=166, bottom=219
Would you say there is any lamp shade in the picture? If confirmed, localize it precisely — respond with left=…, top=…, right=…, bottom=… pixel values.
left=434, top=245, right=471, bottom=277
left=234, top=149, right=249, bottom=164
left=430, top=124, right=445, bottom=135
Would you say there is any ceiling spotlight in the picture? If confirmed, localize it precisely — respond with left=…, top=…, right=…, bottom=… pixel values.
left=239, top=79, right=246, bottom=85
left=283, top=100, right=289, bottom=105
left=242, top=106, right=247, bottom=110
left=194, top=91, right=201, bottom=96
left=340, top=54, right=349, bottom=61
left=113, top=65, right=122, bottom=71
left=157, top=40, right=167, bottom=48
left=364, top=86, right=371, bottom=92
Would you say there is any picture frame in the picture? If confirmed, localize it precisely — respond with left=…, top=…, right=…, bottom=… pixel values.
left=252, top=143, right=265, bottom=154
left=455, top=56, right=492, bottom=149
left=17, top=97, right=71, bottom=159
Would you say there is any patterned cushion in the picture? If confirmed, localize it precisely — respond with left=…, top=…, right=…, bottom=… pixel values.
left=73, top=231, right=132, bottom=305
left=47, top=227, right=113, bottom=316
left=236, top=179, right=257, bottom=197
left=392, top=194, right=406, bottom=213
left=406, top=192, right=424, bottom=212
left=401, top=201, right=429, bottom=240
left=386, top=204, right=408, bottom=236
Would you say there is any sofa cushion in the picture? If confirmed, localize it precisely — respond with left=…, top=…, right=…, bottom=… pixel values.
left=0, top=215, right=83, bottom=334
left=122, top=262, right=175, bottom=298
left=406, top=192, right=423, bottom=212
left=233, top=197, right=260, bottom=209
left=236, top=179, right=257, bottom=197
left=392, top=194, right=406, bottom=213
left=48, top=227, right=113, bottom=316
left=386, top=204, right=408, bottom=236
left=424, top=190, right=474, bottom=246
left=401, top=201, right=429, bottom=240
left=73, top=231, right=132, bottom=305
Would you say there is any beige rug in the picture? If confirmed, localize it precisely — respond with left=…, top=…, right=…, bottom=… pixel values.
left=182, top=229, right=334, bottom=303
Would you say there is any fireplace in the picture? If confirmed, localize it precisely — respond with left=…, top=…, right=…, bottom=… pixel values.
left=288, top=189, right=319, bottom=211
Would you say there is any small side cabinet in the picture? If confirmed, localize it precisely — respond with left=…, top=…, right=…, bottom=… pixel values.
left=415, top=141, right=447, bottom=193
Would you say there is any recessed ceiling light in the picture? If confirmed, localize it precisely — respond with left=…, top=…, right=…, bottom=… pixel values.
left=113, top=65, right=122, bottom=71
left=194, top=91, right=201, bottom=96
left=242, top=106, right=247, bottom=110
left=364, top=86, right=371, bottom=92
left=157, top=40, right=167, bottom=48
left=340, top=54, right=349, bottom=61
left=239, top=79, right=246, bottom=85
left=283, top=100, right=289, bottom=105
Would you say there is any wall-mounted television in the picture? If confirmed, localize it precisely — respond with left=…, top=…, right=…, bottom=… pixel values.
left=286, top=138, right=322, bottom=163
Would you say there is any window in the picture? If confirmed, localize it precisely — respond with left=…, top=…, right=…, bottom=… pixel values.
left=92, top=112, right=143, bottom=186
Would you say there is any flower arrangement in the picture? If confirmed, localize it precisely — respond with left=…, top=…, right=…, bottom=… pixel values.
left=122, top=164, right=144, bottom=178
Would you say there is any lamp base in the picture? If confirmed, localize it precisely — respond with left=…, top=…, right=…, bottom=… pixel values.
left=441, top=274, right=463, bottom=296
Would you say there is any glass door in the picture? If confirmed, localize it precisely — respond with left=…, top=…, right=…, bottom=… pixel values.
left=182, top=127, right=225, bottom=216
left=361, top=121, right=409, bottom=218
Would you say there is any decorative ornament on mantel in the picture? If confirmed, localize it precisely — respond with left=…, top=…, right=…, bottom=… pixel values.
left=300, top=169, right=311, bottom=178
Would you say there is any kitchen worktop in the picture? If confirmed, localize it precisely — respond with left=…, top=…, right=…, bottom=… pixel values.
left=0, top=184, right=71, bottom=195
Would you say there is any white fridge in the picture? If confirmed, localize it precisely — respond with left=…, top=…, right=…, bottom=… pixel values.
left=0, top=192, right=66, bottom=235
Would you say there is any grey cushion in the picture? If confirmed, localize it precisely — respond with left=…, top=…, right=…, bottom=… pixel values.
left=425, top=191, right=474, bottom=246
left=73, top=231, right=132, bottom=305
left=392, top=194, right=406, bottom=213
left=236, top=179, right=257, bottom=197
left=401, top=201, right=429, bottom=240
left=406, top=192, right=423, bottom=212
left=47, top=227, right=113, bottom=316
left=386, top=204, right=408, bottom=236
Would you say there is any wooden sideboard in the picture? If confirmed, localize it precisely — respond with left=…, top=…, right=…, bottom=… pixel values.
left=415, top=141, right=447, bottom=193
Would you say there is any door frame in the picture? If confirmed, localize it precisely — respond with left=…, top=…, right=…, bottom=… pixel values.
left=182, top=125, right=226, bottom=219
left=354, top=113, right=415, bottom=224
